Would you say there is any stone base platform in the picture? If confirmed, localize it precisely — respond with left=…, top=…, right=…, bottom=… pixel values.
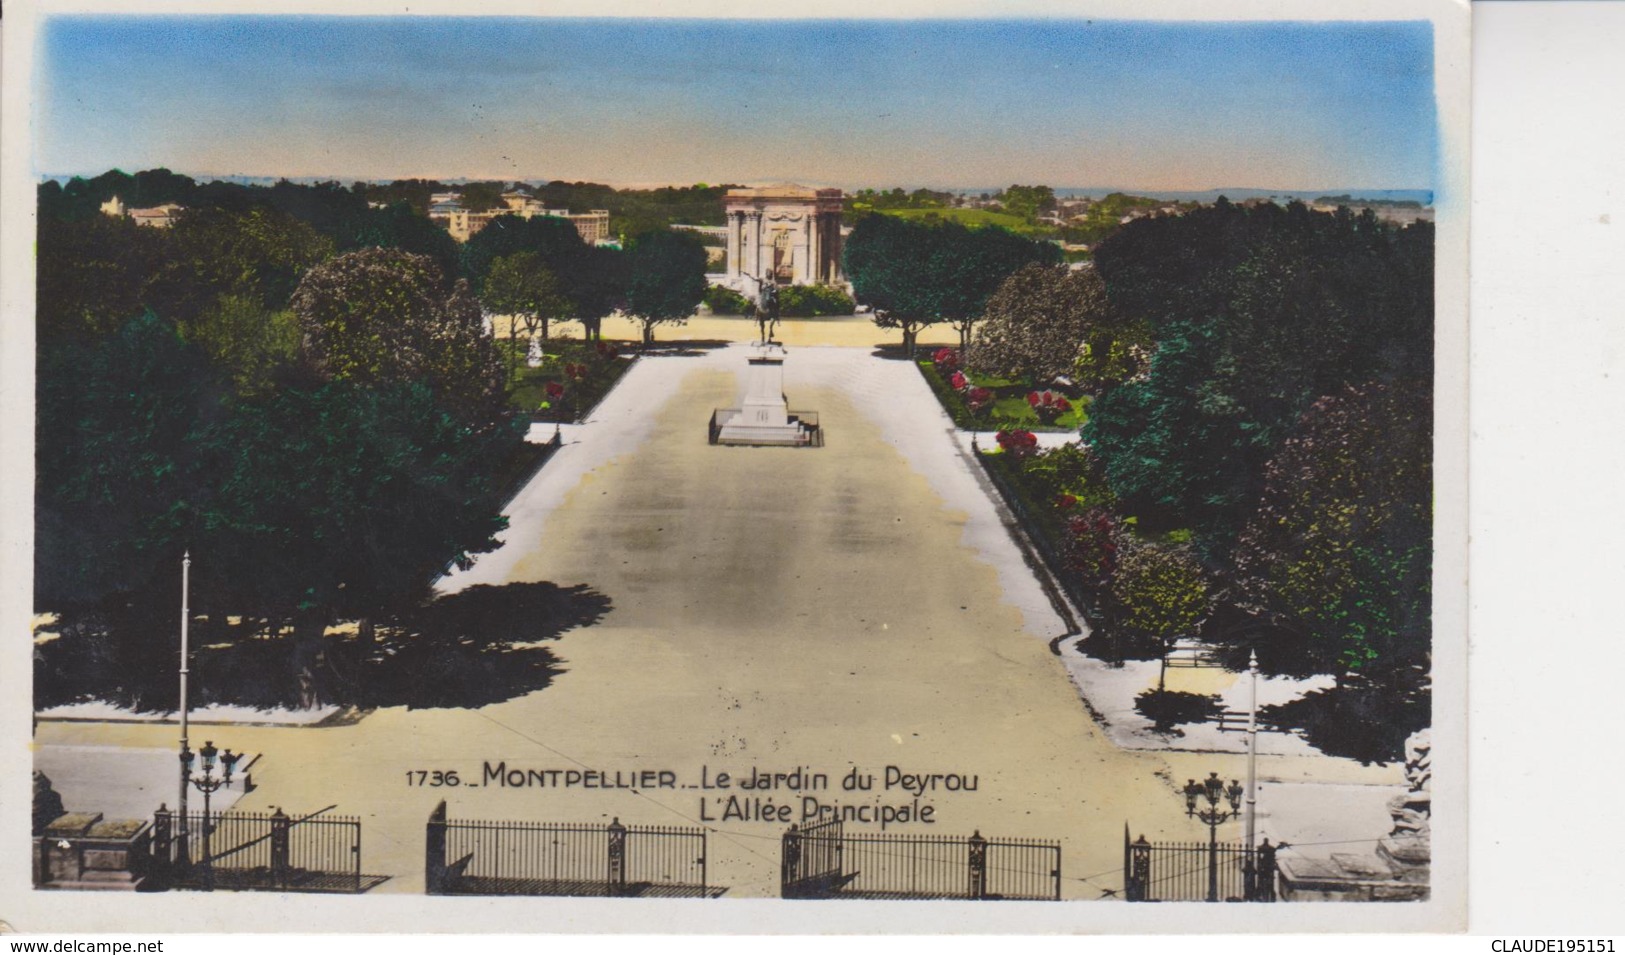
left=711, top=408, right=821, bottom=447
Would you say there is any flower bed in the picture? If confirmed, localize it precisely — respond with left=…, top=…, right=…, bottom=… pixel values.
left=917, top=348, right=1086, bottom=431
left=506, top=339, right=635, bottom=423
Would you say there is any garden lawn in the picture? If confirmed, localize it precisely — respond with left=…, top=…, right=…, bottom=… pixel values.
left=502, top=338, right=635, bottom=422
left=918, top=359, right=1087, bottom=431
left=881, top=207, right=1053, bottom=237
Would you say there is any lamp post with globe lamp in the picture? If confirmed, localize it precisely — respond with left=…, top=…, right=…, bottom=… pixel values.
left=181, top=740, right=241, bottom=890
left=1183, top=771, right=1244, bottom=902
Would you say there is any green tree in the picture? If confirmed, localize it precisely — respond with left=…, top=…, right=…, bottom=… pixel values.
left=35, top=313, right=217, bottom=610
left=845, top=214, right=1057, bottom=354
left=198, top=380, right=520, bottom=705
left=483, top=251, right=573, bottom=342
left=1084, top=200, right=1433, bottom=555
left=623, top=230, right=708, bottom=346
left=1233, top=380, right=1432, bottom=681
left=971, top=264, right=1145, bottom=391
left=933, top=225, right=1063, bottom=350
left=36, top=215, right=171, bottom=344
left=1109, top=538, right=1212, bottom=648
left=289, top=248, right=506, bottom=420
left=460, top=214, right=587, bottom=289
left=570, top=244, right=629, bottom=342
left=183, top=296, right=302, bottom=395
left=998, top=185, right=1057, bottom=222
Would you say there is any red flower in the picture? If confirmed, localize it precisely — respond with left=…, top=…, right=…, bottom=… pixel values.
left=949, top=370, right=968, bottom=391
left=933, top=347, right=960, bottom=372
left=996, top=429, right=1039, bottom=455
left=544, top=381, right=566, bottom=399
left=967, top=387, right=993, bottom=411
left=1026, top=391, right=1041, bottom=407
left=565, top=362, right=588, bottom=380
left=1056, top=493, right=1078, bottom=509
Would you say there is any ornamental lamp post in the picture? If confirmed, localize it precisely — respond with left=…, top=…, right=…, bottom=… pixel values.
left=176, top=551, right=192, bottom=870
left=1244, top=649, right=1260, bottom=897
left=182, top=739, right=241, bottom=891
left=1183, top=771, right=1244, bottom=902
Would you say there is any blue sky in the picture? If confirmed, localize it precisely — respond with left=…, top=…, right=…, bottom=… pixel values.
left=36, top=17, right=1436, bottom=191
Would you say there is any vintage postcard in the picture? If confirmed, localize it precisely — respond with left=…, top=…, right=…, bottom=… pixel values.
left=0, top=0, right=1470, bottom=934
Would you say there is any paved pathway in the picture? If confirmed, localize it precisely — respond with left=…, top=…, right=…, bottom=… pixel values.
left=35, top=335, right=1403, bottom=911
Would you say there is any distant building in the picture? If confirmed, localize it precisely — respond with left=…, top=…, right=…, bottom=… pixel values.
left=429, top=193, right=613, bottom=245
left=100, top=195, right=184, bottom=228
left=1309, top=201, right=1435, bottom=226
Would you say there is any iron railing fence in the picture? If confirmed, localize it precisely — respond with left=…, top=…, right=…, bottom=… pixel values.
left=1123, top=829, right=1278, bottom=902
left=152, top=806, right=373, bottom=893
left=782, top=819, right=1061, bottom=901
left=426, top=802, right=712, bottom=898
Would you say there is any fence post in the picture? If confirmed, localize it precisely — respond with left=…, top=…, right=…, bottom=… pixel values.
left=353, top=816, right=362, bottom=894
left=1126, top=834, right=1152, bottom=901
left=781, top=824, right=801, bottom=898
left=269, top=807, right=291, bottom=890
left=607, top=818, right=627, bottom=897
left=968, top=831, right=988, bottom=900
left=153, top=804, right=173, bottom=874
left=1256, top=839, right=1277, bottom=902
left=425, top=801, right=447, bottom=895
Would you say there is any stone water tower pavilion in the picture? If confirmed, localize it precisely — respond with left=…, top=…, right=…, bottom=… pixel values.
left=720, top=184, right=845, bottom=299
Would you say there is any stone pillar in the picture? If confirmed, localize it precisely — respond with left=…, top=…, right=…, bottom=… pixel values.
left=805, top=215, right=820, bottom=284
left=725, top=211, right=741, bottom=281
left=748, top=211, right=765, bottom=284
left=793, top=217, right=811, bottom=284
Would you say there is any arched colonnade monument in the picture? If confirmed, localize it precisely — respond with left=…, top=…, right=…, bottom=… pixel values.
left=721, top=184, right=845, bottom=299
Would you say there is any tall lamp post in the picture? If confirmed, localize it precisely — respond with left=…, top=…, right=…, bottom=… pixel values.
left=1183, top=771, right=1244, bottom=902
left=181, top=740, right=240, bottom=891
left=1244, top=649, right=1260, bottom=897
left=176, top=552, right=192, bottom=869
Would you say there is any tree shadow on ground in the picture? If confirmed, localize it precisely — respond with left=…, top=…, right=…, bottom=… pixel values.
left=1134, top=689, right=1224, bottom=736
left=644, top=339, right=732, bottom=357
left=869, top=344, right=924, bottom=362
left=35, top=582, right=612, bottom=713
left=1074, top=632, right=1169, bottom=665
left=1261, top=684, right=1430, bottom=766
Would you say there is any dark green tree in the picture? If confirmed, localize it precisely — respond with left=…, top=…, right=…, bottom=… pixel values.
left=35, top=313, right=218, bottom=610
left=36, top=215, right=173, bottom=344
left=1083, top=200, right=1433, bottom=556
left=931, top=223, right=1062, bottom=349
left=460, top=214, right=587, bottom=289
left=623, top=230, right=708, bottom=346
left=197, top=380, right=520, bottom=705
left=844, top=214, right=1058, bottom=354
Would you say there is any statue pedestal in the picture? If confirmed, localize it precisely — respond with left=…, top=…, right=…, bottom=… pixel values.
left=713, top=343, right=818, bottom=447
